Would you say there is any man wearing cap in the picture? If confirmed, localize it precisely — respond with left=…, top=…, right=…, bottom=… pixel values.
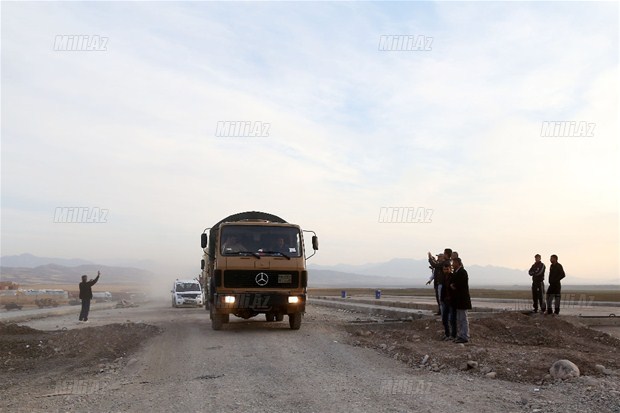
left=528, top=254, right=546, bottom=313
left=79, top=271, right=100, bottom=322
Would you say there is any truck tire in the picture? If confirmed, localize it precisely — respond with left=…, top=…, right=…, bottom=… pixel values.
left=289, top=313, right=302, bottom=330
left=211, top=314, right=225, bottom=330
left=275, top=314, right=284, bottom=322
left=265, top=313, right=275, bottom=322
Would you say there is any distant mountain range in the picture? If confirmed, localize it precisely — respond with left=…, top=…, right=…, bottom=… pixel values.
left=1, top=253, right=617, bottom=288
left=0, top=255, right=153, bottom=285
left=0, top=253, right=94, bottom=268
left=308, top=258, right=530, bottom=287
left=0, top=253, right=159, bottom=272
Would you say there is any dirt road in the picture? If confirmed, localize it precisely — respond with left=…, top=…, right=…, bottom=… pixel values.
left=1, top=302, right=619, bottom=413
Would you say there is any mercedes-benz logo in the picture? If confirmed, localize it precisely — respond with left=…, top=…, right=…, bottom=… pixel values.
left=255, top=272, right=269, bottom=286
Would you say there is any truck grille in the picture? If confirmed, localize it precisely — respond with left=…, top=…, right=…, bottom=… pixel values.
left=223, top=270, right=299, bottom=288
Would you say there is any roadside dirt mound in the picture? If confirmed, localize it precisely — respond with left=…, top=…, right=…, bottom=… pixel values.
left=0, top=322, right=162, bottom=376
left=345, top=312, right=620, bottom=384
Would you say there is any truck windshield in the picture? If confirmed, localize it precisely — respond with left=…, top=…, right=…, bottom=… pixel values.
left=220, top=225, right=302, bottom=257
left=176, top=283, right=201, bottom=292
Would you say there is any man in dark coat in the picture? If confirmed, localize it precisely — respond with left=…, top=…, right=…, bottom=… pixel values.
left=528, top=254, right=546, bottom=313
left=79, top=271, right=100, bottom=322
left=440, top=261, right=456, bottom=340
left=546, top=255, right=565, bottom=315
left=450, top=258, right=471, bottom=343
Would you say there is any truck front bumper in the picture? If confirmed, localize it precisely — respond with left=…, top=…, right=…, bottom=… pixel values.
left=211, top=292, right=305, bottom=315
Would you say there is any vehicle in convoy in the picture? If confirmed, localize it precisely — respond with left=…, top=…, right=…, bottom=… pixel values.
left=171, top=279, right=204, bottom=307
left=200, top=211, right=318, bottom=330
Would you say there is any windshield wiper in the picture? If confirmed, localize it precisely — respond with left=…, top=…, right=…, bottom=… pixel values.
left=261, top=251, right=291, bottom=260
left=228, top=251, right=261, bottom=259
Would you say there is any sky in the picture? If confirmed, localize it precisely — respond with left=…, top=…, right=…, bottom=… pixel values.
left=1, top=1, right=618, bottom=284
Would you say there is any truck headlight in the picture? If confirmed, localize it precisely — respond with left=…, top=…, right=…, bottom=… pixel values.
left=288, top=296, right=300, bottom=304
left=224, top=296, right=236, bottom=304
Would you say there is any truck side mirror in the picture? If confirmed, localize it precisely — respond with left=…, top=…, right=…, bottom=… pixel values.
left=201, top=233, right=208, bottom=249
left=312, top=235, right=319, bottom=251
left=201, top=259, right=205, bottom=270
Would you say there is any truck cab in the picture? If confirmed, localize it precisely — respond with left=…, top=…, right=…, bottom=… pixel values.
left=171, top=279, right=204, bottom=308
left=201, top=211, right=318, bottom=330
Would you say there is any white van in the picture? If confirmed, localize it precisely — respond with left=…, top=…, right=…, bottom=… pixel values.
left=171, top=279, right=204, bottom=307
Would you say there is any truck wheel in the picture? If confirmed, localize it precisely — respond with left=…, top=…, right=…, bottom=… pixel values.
left=288, top=313, right=302, bottom=330
left=211, top=314, right=225, bottom=330
left=265, top=313, right=275, bottom=322
left=275, top=314, right=284, bottom=322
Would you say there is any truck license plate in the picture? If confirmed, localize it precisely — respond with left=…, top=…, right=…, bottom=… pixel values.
left=278, top=274, right=292, bottom=283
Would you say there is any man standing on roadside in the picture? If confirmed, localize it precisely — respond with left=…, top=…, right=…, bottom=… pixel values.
left=440, top=261, right=456, bottom=341
left=427, top=251, right=448, bottom=315
left=546, top=255, right=565, bottom=315
left=528, top=254, right=546, bottom=313
left=79, top=271, right=100, bottom=322
left=450, top=258, right=471, bottom=343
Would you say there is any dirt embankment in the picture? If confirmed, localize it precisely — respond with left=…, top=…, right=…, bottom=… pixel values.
left=0, top=321, right=161, bottom=391
left=346, top=312, right=620, bottom=384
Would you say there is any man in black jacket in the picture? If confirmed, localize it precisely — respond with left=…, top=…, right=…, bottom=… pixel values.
left=79, top=271, right=100, bottom=322
left=528, top=254, right=546, bottom=313
left=546, top=255, right=565, bottom=315
left=450, top=258, right=471, bottom=343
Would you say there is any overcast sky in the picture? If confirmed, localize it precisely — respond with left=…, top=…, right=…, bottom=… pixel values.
left=1, top=2, right=618, bottom=284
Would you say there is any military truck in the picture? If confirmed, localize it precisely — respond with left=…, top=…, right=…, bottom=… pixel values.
left=200, top=211, right=318, bottom=330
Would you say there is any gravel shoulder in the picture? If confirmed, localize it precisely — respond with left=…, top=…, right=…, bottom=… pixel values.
left=1, top=302, right=619, bottom=413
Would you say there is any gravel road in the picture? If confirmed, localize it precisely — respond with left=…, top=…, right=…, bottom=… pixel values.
left=1, top=302, right=618, bottom=413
